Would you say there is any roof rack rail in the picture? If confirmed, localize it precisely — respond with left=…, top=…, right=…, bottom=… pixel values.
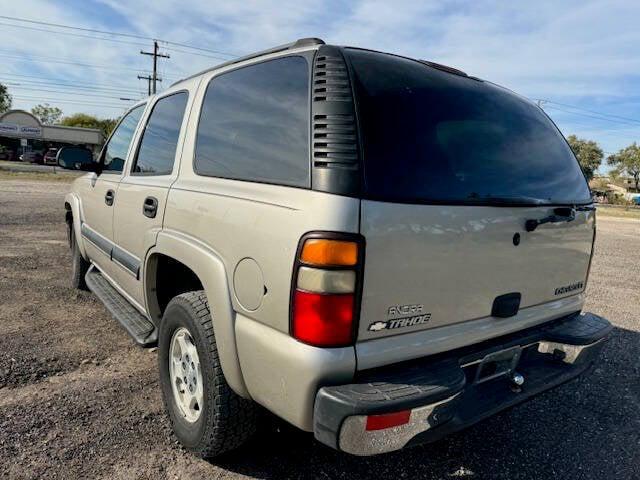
left=171, top=38, right=325, bottom=87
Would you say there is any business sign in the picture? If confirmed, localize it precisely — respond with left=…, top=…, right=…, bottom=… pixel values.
left=0, top=122, right=42, bottom=138
left=0, top=122, right=19, bottom=135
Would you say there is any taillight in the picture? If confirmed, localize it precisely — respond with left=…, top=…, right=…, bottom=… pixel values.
left=290, top=233, right=364, bottom=347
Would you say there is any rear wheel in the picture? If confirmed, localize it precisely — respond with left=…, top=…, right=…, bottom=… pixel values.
left=70, top=226, right=89, bottom=290
left=158, top=291, right=257, bottom=457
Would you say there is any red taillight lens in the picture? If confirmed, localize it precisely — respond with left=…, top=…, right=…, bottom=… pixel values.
left=365, top=410, right=411, bottom=431
left=292, top=290, right=355, bottom=347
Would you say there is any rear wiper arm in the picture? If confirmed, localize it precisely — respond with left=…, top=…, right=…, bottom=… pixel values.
left=525, top=207, right=576, bottom=232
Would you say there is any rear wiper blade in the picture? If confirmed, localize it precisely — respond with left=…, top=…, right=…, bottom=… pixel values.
left=525, top=207, right=576, bottom=232
left=465, top=195, right=550, bottom=206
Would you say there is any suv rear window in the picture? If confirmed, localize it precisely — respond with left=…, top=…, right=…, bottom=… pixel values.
left=346, top=49, right=592, bottom=205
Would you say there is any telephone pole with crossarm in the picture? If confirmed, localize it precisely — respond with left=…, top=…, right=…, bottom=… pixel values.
left=140, top=41, right=170, bottom=94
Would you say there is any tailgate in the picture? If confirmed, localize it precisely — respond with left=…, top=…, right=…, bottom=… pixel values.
left=358, top=202, right=595, bottom=341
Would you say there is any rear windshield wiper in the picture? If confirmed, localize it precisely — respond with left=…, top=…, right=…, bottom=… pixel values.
left=525, top=207, right=576, bottom=232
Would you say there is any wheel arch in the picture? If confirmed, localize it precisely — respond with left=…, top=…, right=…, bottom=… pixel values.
left=64, top=192, right=87, bottom=258
left=145, top=230, right=250, bottom=398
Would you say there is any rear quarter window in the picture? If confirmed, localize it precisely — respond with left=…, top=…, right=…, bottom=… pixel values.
left=194, top=56, right=310, bottom=187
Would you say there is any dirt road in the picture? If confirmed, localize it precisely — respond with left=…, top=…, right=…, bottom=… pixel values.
left=0, top=179, right=638, bottom=479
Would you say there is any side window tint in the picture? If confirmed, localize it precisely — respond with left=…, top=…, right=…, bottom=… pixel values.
left=132, top=92, right=188, bottom=175
left=102, top=105, right=145, bottom=173
left=194, top=56, right=309, bottom=187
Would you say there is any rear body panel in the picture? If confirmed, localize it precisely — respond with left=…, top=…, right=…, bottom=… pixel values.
left=358, top=202, right=595, bottom=342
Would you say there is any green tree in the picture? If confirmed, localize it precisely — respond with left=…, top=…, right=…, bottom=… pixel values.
left=0, top=82, right=11, bottom=113
left=31, top=103, right=63, bottom=125
left=60, top=113, right=117, bottom=139
left=566, top=135, right=603, bottom=181
left=608, top=143, right=640, bottom=191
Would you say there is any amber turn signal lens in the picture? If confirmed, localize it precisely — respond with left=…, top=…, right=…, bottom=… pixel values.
left=300, top=239, right=358, bottom=266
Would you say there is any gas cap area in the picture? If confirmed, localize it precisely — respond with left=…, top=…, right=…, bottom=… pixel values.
left=233, top=258, right=265, bottom=311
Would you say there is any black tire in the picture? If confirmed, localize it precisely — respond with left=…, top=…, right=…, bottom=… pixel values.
left=70, top=226, right=89, bottom=290
left=158, top=291, right=257, bottom=458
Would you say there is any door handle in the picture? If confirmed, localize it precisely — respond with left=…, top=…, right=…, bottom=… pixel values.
left=105, top=189, right=115, bottom=206
left=142, top=196, right=158, bottom=218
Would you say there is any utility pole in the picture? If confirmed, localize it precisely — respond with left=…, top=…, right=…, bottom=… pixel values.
left=140, top=40, right=169, bottom=94
left=137, top=74, right=160, bottom=96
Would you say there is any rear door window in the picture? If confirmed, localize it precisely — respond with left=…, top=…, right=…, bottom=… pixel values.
left=346, top=49, right=592, bottom=205
left=194, top=56, right=310, bottom=187
left=132, top=91, right=188, bottom=175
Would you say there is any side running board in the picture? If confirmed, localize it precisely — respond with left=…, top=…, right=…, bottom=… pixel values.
left=85, top=266, right=157, bottom=346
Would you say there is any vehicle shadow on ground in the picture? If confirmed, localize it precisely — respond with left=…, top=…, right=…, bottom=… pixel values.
left=213, top=326, right=639, bottom=480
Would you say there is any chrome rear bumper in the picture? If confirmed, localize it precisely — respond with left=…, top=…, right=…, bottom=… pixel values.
left=314, top=312, right=612, bottom=456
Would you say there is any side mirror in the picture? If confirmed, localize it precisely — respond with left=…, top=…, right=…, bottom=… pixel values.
left=57, top=146, right=99, bottom=172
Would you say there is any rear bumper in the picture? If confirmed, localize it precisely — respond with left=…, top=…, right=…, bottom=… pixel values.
left=313, top=311, right=611, bottom=456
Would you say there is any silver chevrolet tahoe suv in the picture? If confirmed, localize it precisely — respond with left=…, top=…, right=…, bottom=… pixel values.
left=59, top=38, right=612, bottom=457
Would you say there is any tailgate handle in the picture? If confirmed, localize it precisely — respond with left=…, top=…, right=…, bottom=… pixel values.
left=525, top=207, right=575, bottom=232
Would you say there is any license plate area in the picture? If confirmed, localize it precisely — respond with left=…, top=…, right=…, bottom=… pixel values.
left=474, top=346, right=522, bottom=384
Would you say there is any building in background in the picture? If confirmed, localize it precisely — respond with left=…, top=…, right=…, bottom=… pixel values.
left=0, top=110, right=103, bottom=162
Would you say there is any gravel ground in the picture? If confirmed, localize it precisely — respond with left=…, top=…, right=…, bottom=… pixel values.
left=0, top=160, right=83, bottom=175
left=0, top=179, right=638, bottom=480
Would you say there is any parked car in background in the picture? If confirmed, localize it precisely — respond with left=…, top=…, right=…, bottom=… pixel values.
left=19, top=151, right=44, bottom=164
left=44, top=148, right=59, bottom=165
left=0, top=148, right=15, bottom=161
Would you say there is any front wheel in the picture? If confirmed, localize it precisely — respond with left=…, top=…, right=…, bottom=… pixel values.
left=70, top=226, right=89, bottom=290
left=158, top=291, right=257, bottom=458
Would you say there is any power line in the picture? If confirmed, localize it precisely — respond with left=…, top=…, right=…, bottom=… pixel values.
left=0, top=21, right=150, bottom=48
left=10, top=95, right=132, bottom=109
left=6, top=85, right=138, bottom=101
left=162, top=46, right=228, bottom=61
left=544, top=105, right=640, bottom=127
left=536, top=98, right=640, bottom=126
left=544, top=100, right=640, bottom=124
left=0, top=78, right=141, bottom=95
left=0, top=15, right=239, bottom=58
left=0, top=72, right=144, bottom=93
left=0, top=52, right=160, bottom=74
left=159, top=41, right=236, bottom=58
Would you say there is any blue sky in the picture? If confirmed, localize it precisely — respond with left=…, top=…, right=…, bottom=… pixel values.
left=1, top=0, right=639, bottom=170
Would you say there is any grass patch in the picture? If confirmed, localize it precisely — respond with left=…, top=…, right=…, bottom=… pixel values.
left=0, top=170, right=78, bottom=183
left=596, top=205, right=640, bottom=220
